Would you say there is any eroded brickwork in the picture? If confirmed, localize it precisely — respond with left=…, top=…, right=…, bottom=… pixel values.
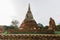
left=0, top=34, right=60, bottom=40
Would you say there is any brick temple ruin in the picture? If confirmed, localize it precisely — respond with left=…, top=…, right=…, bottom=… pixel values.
left=19, top=4, right=40, bottom=33
left=0, top=4, right=60, bottom=40
left=18, top=4, right=56, bottom=34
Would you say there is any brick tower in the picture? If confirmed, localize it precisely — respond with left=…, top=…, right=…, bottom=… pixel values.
left=19, top=4, right=40, bottom=32
left=48, top=17, right=56, bottom=31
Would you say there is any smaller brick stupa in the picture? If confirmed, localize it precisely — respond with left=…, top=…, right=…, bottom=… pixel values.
left=48, top=17, right=56, bottom=31
left=19, top=4, right=40, bottom=33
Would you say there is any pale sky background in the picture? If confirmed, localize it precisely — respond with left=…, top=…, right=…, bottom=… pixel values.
left=0, top=0, right=60, bottom=26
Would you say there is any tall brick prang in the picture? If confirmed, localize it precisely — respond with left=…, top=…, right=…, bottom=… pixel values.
left=19, top=4, right=40, bottom=32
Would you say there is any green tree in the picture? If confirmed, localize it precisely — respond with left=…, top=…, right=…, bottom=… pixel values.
left=11, top=20, right=19, bottom=29
left=56, top=24, right=60, bottom=31
left=38, top=23, right=44, bottom=29
left=44, top=26, right=48, bottom=29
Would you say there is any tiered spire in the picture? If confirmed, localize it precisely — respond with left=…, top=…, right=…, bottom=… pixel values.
left=26, top=4, right=33, bottom=20
left=28, top=4, right=30, bottom=11
left=19, top=4, right=39, bottom=32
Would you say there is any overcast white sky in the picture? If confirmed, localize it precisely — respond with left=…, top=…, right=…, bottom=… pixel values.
left=0, top=0, right=60, bottom=26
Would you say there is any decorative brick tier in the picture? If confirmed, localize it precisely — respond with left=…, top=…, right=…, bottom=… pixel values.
left=0, top=34, right=60, bottom=40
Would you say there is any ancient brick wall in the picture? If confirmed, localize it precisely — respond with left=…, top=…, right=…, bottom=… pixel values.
left=0, top=34, right=60, bottom=40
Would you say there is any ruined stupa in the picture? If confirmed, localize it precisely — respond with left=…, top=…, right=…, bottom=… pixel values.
left=19, top=4, right=40, bottom=32
left=48, top=17, right=56, bottom=31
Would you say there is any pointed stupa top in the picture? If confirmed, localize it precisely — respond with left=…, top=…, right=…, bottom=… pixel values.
left=28, top=3, right=30, bottom=11
left=25, top=4, right=33, bottom=20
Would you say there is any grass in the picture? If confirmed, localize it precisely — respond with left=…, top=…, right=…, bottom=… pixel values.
left=55, top=31, right=60, bottom=34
